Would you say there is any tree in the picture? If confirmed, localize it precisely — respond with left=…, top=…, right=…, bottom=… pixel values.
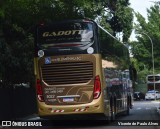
left=0, top=0, right=134, bottom=86
left=0, top=0, right=105, bottom=85
left=105, top=0, right=133, bottom=42
left=130, top=2, right=160, bottom=73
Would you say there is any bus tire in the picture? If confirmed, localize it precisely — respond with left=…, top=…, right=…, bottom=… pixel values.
left=126, top=106, right=130, bottom=115
left=125, top=96, right=130, bottom=115
left=129, top=95, right=132, bottom=109
left=110, top=97, right=116, bottom=121
left=105, top=116, right=111, bottom=124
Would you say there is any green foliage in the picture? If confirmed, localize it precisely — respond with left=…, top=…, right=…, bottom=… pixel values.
left=106, top=0, right=133, bottom=41
left=0, top=0, right=134, bottom=86
left=0, top=34, right=34, bottom=84
left=130, top=3, right=160, bottom=89
left=131, top=3, right=160, bottom=73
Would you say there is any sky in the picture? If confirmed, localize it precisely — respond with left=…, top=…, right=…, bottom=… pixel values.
left=129, top=0, right=160, bottom=40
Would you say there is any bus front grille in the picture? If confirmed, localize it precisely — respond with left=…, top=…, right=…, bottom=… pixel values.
left=41, top=61, right=93, bottom=85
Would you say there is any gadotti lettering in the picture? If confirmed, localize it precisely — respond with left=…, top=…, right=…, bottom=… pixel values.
left=42, top=30, right=87, bottom=37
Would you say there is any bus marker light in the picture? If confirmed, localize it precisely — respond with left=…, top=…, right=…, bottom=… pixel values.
left=38, top=50, right=44, bottom=57
left=87, top=47, right=94, bottom=54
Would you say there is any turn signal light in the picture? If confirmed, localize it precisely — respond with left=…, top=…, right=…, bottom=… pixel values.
left=36, top=79, right=44, bottom=102
left=93, top=75, right=101, bottom=99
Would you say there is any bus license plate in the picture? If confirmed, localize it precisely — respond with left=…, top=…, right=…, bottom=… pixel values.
left=63, top=98, right=74, bottom=102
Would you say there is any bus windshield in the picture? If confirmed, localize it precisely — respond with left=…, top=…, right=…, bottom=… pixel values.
left=37, top=22, right=94, bottom=49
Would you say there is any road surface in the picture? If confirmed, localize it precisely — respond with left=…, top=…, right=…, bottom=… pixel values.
left=1, top=100, right=160, bottom=129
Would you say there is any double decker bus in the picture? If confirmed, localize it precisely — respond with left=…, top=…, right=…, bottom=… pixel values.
left=34, top=19, right=136, bottom=120
left=147, top=74, right=160, bottom=91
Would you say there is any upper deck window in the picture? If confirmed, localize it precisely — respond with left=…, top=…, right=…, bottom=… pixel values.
left=147, top=76, right=160, bottom=82
left=37, top=22, right=94, bottom=49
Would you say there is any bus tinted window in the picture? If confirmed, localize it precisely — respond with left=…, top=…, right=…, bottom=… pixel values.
left=99, top=27, right=129, bottom=70
left=148, top=76, right=160, bottom=82
left=37, top=22, right=93, bottom=48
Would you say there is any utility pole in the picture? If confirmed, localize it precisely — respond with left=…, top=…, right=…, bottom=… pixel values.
left=139, top=32, right=155, bottom=99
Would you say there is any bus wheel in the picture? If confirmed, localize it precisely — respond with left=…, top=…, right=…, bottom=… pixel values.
left=125, top=105, right=130, bottom=115
left=105, top=116, right=111, bottom=124
left=125, top=96, right=130, bottom=115
left=110, top=98, right=116, bottom=121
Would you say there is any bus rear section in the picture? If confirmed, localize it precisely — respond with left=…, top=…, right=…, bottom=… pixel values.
left=34, top=19, right=136, bottom=120
left=34, top=54, right=109, bottom=119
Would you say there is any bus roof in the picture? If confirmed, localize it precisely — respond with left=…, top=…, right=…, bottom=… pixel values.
left=147, top=74, right=160, bottom=77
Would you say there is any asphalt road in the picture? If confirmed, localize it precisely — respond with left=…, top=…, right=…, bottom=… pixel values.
left=2, top=100, right=160, bottom=129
